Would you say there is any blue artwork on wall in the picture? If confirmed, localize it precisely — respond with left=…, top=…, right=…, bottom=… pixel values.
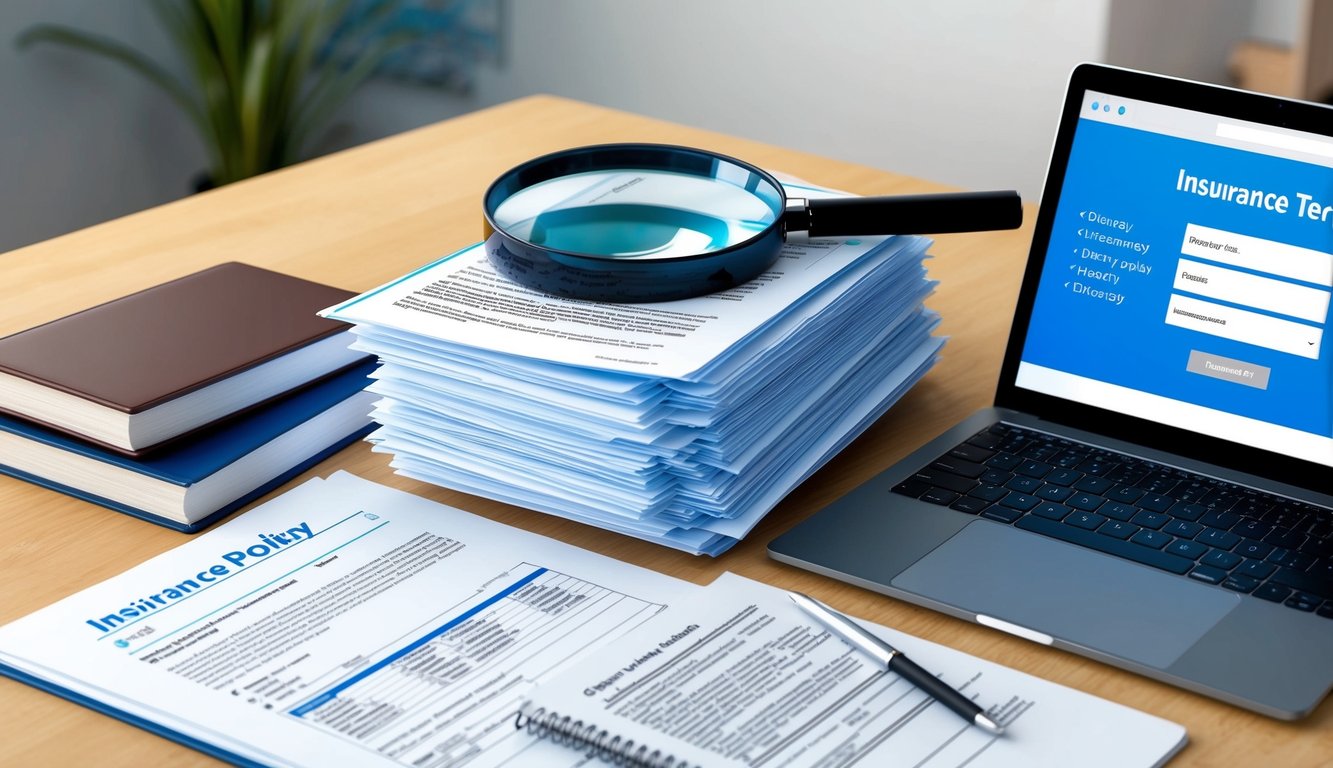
left=323, top=0, right=503, bottom=92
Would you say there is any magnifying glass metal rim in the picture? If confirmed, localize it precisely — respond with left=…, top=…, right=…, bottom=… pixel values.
left=482, top=142, right=787, bottom=270
left=481, top=142, right=1022, bottom=302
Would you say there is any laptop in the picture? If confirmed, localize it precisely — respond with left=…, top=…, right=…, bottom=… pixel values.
left=769, top=63, right=1333, bottom=720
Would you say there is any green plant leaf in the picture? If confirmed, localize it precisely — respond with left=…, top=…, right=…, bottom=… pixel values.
left=239, top=30, right=274, bottom=179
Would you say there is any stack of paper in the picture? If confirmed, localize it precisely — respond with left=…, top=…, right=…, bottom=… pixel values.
left=324, top=189, right=944, bottom=555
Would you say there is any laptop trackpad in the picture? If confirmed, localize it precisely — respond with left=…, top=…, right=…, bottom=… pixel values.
left=892, top=521, right=1240, bottom=669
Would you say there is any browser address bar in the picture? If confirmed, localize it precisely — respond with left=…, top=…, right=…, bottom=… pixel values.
left=1216, top=122, right=1333, bottom=159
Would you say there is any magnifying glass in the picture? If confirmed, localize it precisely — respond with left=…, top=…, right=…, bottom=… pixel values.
left=482, top=143, right=1022, bottom=302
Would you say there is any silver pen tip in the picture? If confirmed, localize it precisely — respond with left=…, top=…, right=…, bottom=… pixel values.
left=974, top=713, right=1005, bottom=735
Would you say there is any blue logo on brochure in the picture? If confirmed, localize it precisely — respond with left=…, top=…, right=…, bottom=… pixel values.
left=114, top=639, right=130, bottom=648
left=365, top=513, right=380, bottom=520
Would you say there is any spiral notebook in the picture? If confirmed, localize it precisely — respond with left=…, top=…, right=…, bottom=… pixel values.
left=512, top=572, right=1188, bottom=768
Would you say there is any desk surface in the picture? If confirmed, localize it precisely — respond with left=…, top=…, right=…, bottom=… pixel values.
left=0, top=95, right=1327, bottom=765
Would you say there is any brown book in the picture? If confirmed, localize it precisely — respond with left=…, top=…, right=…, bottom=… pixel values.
left=0, top=262, right=370, bottom=455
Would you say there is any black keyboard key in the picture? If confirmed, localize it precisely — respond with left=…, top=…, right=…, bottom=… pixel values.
left=1106, top=465, right=1148, bottom=485
left=966, top=432, right=1002, bottom=451
left=950, top=496, right=990, bottom=514
left=1172, top=482, right=1211, bottom=502
left=1200, top=491, right=1239, bottom=511
left=1233, top=497, right=1273, bottom=519
left=1264, top=526, right=1307, bottom=551
left=1130, top=529, right=1172, bottom=550
left=1015, top=460, right=1053, bottom=479
left=1221, top=575, right=1259, bottom=593
left=1284, top=593, right=1321, bottom=612
left=1136, top=472, right=1180, bottom=494
left=1130, top=510, right=1170, bottom=530
left=1162, top=519, right=1203, bottom=539
left=1165, top=539, right=1208, bottom=560
left=1066, top=511, right=1108, bottom=530
left=982, top=506, right=1026, bottom=524
left=1051, top=451, right=1087, bottom=469
left=980, top=469, right=1013, bottom=485
left=1137, top=494, right=1176, bottom=513
left=1234, top=539, right=1274, bottom=561
left=1253, top=583, right=1292, bottom=603
left=930, top=457, right=987, bottom=479
left=948, top=443, right=995, bottom=464
left=1197, top=528, right=1241, bottom=550
left=985, top=452, right=1022, bottom=471
left=912, top=469, right=977, bottom=494
left=1031, top=502, right=1071, bottom=521
left=1015, top=515, right=1194, bottom=575
left=1318, top=603, right=1333, bottom=620
left=968, top=484, right=1008, bottom=502
left=1200, top=509, right=1242, bottom=530
left=1268, top=567, right=1333, bottom=600
left=1074, top=457, right=1115, bottom=476
left=920, top=487, right=961, bottom=506
left=1200, top=550, right=1242, bottom=570
left=999, top=492, right=1040, bottom=511
left=1188, top=565, right=1227, bottom=585
left=1168, top=502, right=1207, bottom=522
left=1098, top=520, right=1139, bottom=540
left=1072, top=476, right=1115, bottom=495
left=892, top=479, right=932, bottom=497
left=1263, top=505, right=1308, bottom=530
left=1268, top=548, right=1315, bottom=570
left=1005, top=476, right=1042, bottom=494
left=1100, top=502, right=1138, bottom=522
left=1107, top=485, right=1146, bottom=504
left=1232, top=518, right=1274, bottom=540
left=1044, top=469, right=1083, bottom=487
left=1068, top=493, right=1105, bottom=512
left=1235, top=559, right=1276, bottom=580
left=1035, top=485, right=1074, bottom=502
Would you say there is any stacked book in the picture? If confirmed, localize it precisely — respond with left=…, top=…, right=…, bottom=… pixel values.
left=324, top=214, right=944, bottom=555
left=0, top=263, right=376, bottom=531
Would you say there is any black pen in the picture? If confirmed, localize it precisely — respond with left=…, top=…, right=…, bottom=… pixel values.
left=789, top=592, right=1004, bottom=735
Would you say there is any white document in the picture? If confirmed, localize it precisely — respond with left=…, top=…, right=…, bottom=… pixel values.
left=0, top=472, right=698, bottom=768
left=517, top=572, right=1188, bottom=768
left=321, top=235, right=914, bottom=381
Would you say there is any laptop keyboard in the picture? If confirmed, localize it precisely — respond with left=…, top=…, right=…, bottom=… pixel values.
left=891, top=423, right=1333, bottom=619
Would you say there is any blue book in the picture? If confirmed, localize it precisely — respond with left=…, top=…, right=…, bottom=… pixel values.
left=0, top=361, right=377, bottom=532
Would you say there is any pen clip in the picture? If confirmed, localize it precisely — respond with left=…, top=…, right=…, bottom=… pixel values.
left=789, top=592, right=898, bottom=670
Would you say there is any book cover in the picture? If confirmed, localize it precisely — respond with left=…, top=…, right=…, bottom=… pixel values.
left=0, top=262, right=356, bottom=414
left=0, top=360, right=378, bottom=532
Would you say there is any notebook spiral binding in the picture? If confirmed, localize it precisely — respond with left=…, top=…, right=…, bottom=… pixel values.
left=514, top=706, right=691, bottom=768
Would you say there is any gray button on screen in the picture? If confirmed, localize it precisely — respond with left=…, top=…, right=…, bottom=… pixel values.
left=1186, top=349, right=1271, bottom=389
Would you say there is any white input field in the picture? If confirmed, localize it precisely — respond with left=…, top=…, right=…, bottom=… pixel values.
left=1165, top=294, right=1322, bottom=359
left=1173, top=258, right=1330, bottom=323
left=1181, top=224, right=1333, bottom=287
left=1216, top=122, right=1333, bottom=159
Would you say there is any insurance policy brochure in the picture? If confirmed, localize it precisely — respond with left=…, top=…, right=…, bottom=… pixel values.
left=0, top=471, right=700, bottom=767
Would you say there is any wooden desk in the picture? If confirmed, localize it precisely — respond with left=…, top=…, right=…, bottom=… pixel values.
left=0, top=95, right=1327, bottom=766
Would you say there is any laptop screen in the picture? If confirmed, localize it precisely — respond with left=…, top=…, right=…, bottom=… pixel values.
left=1011, top=74, right=1332, bottom=471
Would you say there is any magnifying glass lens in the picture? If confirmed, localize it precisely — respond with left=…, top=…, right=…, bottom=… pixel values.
left=491, top=169, right=781, bottom=260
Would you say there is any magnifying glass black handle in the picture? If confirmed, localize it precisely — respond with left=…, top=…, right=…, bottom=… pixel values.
left=790, top=190, right=1023, bottom=237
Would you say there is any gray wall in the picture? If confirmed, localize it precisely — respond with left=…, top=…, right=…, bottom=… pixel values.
left=2, top=0, right=205, bottom=253
left=2, top=0, right=1270, bottom=255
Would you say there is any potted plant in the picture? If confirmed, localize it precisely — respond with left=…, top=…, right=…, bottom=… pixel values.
left=18, top=0, right=414, bottom=188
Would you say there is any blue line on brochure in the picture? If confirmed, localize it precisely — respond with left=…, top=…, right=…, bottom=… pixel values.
left=130, top=517, right=390, bottom=655
left=98, top=510, right=368, bottom=642
left=288, top=566, right=549, bottom=718
left=324, top=245, right=473, bottom=315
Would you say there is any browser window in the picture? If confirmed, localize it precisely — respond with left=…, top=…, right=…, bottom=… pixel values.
left=1016, top=91, right=1333, bottom=467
